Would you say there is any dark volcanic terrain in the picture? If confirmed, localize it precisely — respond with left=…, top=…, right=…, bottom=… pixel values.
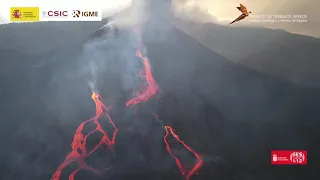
left=0, top=10, right=319, bottom=180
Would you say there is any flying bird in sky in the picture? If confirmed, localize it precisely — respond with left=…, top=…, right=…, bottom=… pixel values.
left=230, top=4, right=251, bottom=25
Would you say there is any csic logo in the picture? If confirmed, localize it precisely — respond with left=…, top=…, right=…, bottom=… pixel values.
left=72, top=10, right=99, bottom=18
left=12, top=9, right=22, bottom=19
left=42, top=10, right=68, bottom=17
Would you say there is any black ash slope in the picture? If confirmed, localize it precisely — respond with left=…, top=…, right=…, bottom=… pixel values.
left=0, top=18, right=319, bottom=180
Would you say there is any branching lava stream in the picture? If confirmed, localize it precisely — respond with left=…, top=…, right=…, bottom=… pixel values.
left=52, top=28, right=203, bottom=180
left=51, top=93, right=118, bottom=180
left=164, top=126, right=203, bottom=180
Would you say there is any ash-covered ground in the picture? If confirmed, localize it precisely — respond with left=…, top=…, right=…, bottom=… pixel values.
left=1, top=1, right=319, bottom=180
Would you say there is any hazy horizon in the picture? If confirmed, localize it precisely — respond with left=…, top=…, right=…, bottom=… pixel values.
left=0, top=0, right=319, bottom=38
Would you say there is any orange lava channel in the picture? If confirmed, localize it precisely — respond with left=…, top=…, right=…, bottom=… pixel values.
left=51, top=92, right=118, bottom=180
left=164, top=126, right=203, bottom=180
left=125, top=39, right=158, bottom=107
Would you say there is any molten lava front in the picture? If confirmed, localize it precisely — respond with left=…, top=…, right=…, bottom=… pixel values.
left=51, top=93, right=118, bottom=180
left=164, top=126, right=203, bottom=180
left=52, top=31, right=203, bottom=180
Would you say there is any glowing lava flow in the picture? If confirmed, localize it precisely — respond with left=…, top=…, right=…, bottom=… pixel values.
left=53, top=28, right=203, bottom=180
left=164, top=126, right=203, bottom=180
left=51, top=92, right=118, bottom=180
left=125, top=37, right=158, bottom=107
left=126, top=34, right=203, bottom=179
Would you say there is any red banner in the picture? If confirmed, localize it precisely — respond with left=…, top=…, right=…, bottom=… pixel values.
left=271, top=150, right=307, bottom=165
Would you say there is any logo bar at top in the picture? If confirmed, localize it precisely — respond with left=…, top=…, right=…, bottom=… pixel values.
left=40, top=8, right=102, bottom=21
left=10, top=7, right=102, bottom=22
left=271, top=150, right=307, bottom=165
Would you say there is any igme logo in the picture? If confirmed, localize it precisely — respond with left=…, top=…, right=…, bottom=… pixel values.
left=72, top=10, right=99, bottom=18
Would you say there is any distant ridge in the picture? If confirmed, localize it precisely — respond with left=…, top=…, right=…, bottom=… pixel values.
left=173, top=16, right=320, bottom=88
